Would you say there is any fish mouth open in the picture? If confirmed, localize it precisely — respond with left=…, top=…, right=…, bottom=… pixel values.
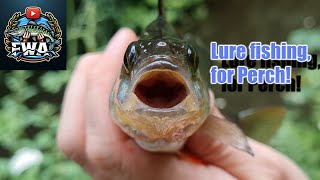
left=134, top=70, right=188, bottom=108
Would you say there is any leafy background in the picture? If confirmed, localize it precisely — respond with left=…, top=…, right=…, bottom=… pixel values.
left=0, top=0, right=319, bottom=179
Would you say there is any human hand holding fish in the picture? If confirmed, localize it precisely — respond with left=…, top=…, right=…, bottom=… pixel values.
left=21, top=31, right=44, bottom=42
left=37, top=34, right=44, bottom=42
left=22, top=31, right=30, bottom=42
left=57, top=28, right=307, bottom=180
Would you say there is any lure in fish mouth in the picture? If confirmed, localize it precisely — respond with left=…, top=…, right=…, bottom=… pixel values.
left=110, top=0, right=253, bottom=154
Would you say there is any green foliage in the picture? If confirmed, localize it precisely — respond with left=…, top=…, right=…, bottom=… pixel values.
left=0, top=70, right=89, bottom=179
left=271, top=118, right=320, bottom=179
left=271, top=28, right=320, bottom=179
left=0, top=0, right=205, bottom=179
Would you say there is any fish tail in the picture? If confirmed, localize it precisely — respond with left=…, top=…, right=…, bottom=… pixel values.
left=49, top=39, right=61, bottom=50
left=54, top=39, right=60, bottom=44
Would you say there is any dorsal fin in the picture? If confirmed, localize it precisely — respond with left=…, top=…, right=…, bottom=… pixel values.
left=141, top=0, right=178, bottom=40
left=39, top=24, right=49, bottom=30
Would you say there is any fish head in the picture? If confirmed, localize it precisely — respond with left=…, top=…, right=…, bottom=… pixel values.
left=8, top=27, right=25, bottom=36
left=109, top=39, right=210, bottom=152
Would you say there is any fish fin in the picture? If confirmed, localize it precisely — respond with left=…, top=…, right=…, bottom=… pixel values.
left=200, top=114, right=254, bottom=156
left=49, top=40, right=60, bottom=50
left=237, top=106, right=286, bottom=144
left=141, top=0, right=178, bottom=39
left=39, top=24, right=49, bottom=30
left=46, top=37, right=50, bottom=43
left=54, top=39, right=61, bottom=45
left=49, top=43, right=55, bottom=51
left=32, top=36, right=36, bottom=41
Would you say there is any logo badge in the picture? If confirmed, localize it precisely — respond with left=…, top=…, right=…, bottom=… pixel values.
left=4, top=7, right=62, bottom=63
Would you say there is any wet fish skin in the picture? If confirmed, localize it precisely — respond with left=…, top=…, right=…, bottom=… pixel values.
left=109, top=9, right=210, bottom=152
left=109, top=39, right=210, bottom=152
left=109, top=0, right=253, bottom=155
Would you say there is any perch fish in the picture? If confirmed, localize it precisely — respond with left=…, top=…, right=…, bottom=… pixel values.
left=109, top=0, right=253, bottom=154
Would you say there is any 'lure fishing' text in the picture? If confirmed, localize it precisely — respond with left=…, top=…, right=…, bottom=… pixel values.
left=209, top=41, right=319, bottom=92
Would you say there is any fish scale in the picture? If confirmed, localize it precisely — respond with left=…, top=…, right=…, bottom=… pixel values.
left=10, top=25, right=54, bottom=41
left=109, top=0, right=253, bottom=155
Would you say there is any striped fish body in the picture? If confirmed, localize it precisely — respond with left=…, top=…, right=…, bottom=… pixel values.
left=9, top=25, right=55, bottom=42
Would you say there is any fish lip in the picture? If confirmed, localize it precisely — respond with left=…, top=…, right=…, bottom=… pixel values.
left=132, top=55, right=189, bottom=83
left=8, top=29, right=18, bottom=36
left=132, top=56, right=180, bottom=78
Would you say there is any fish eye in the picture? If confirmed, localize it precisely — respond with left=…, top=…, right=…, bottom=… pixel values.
left=123, top=43, right=137, bottom=74
left=186, top=45, right=199, bottom=74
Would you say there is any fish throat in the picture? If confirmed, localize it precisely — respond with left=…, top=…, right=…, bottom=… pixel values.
left=134, top=70, right=188, bottom=108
